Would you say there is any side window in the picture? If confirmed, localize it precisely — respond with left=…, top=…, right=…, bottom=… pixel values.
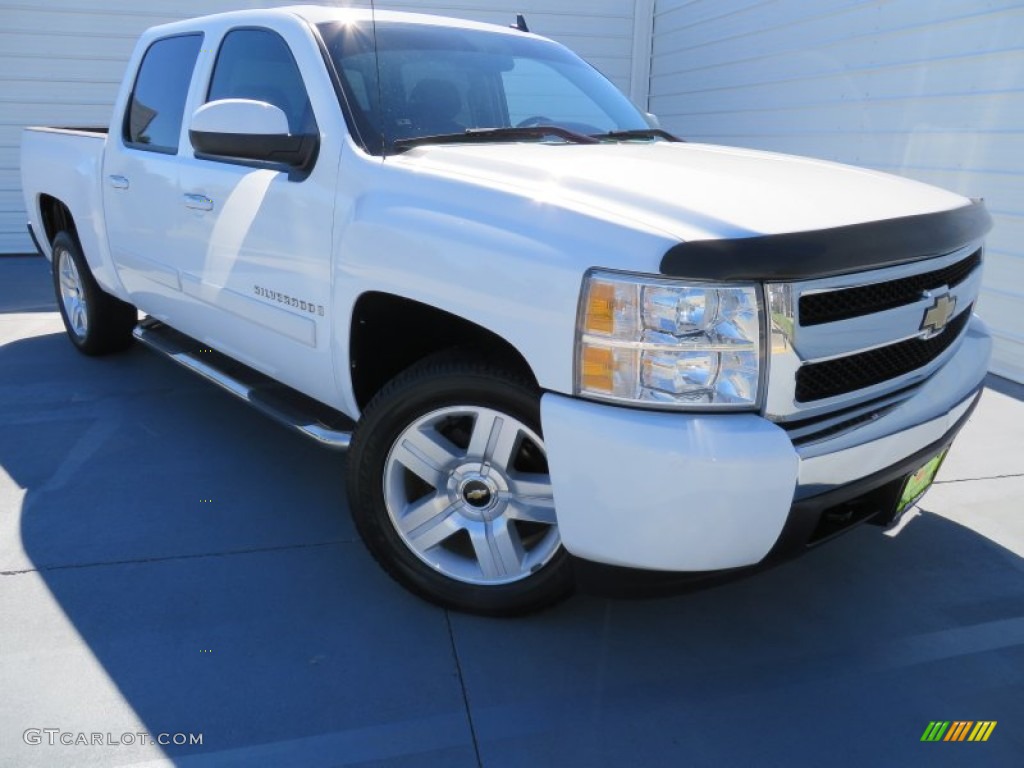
left=207, top=29, right=316, bottom=135
left=342, top=67, right=371, bottom=113
left=124, top=34, right=203, bottom=153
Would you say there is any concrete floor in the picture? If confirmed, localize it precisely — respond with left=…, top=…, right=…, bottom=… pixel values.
left=1, top=255, right=1021, bottom=767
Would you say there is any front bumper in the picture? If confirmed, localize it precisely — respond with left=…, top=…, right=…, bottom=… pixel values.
left=541, top=314, right=991, bottom=573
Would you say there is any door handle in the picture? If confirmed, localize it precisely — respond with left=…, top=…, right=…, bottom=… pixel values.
left=108, top=175, right=129, bottom=190
left=183, top=193, right=214, bottom=212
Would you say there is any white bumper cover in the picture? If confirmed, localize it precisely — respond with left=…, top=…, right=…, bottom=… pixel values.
left=541, top=398, right=799, bottom=571
left=541, top=316, right=992, bottom=572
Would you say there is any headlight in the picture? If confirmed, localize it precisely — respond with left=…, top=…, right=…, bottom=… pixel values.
left=576, top=270, right=763, bottom=409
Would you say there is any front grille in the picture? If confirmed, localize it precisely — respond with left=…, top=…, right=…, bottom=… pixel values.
left=778, top=382, right=919, bottom=444
left=791, top=407, right=893, bottom=445
left=799, top=249, right=980, bottom=326
left=795, top=305, right=971, bottom=402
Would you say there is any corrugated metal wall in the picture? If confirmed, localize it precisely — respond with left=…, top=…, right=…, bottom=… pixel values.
left=648, top=0, right=1024, bottom=382
left=0, top=0, right=642, bottom=254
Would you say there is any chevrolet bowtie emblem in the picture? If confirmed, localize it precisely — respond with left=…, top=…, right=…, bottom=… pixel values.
left=465, top=489, right=489, bottom=501
left=921, top=293, right=956, bottom=337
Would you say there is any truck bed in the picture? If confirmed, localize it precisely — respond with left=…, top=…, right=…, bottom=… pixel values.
left=20, top=125, right=110, bottom=283
left=27, top=126, right=108, bottom=137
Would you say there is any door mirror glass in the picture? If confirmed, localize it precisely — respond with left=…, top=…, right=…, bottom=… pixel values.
left=189, top=99, right=317, bottom=169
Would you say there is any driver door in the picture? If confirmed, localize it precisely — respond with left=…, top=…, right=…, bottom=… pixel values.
left=173, top=26, right=342, bottom=404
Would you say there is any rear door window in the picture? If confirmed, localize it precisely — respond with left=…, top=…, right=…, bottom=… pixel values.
left=124, top=34, right=203, bottom=153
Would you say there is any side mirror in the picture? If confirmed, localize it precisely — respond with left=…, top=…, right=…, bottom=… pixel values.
left=189, top=99, right=318, bottom=170
left=644, top=112, right=661, bottom=129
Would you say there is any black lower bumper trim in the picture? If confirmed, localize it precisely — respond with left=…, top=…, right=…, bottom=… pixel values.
left=573, top=387, right=983, bottom=599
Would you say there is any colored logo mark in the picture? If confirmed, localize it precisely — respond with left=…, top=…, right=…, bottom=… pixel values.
left=921, top=721, right=996, bottom=742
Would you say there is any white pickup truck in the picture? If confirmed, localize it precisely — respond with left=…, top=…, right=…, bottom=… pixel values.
left=21, top=6, right=992, bottom=615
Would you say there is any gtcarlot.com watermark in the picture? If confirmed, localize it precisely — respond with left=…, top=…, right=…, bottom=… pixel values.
left=24, top=729, right=203, bottom=747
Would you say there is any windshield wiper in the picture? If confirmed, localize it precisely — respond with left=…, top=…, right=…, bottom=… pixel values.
left=593, top=128, right=683, bottom=143
left=392, top=125, right=599, bottom=151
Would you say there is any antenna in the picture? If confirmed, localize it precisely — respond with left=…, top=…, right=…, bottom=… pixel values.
left=369, top=0, right=387, bottom=156
left=510, top=14, right=529, bottom=33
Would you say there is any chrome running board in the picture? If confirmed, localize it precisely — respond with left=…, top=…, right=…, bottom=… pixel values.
left=133, top=317, right=354, bottom=450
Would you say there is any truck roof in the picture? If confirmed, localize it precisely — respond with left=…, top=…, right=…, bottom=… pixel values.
left=291, top=5, right=532, bottom=35
left=142, top=5, right=540, bottom=42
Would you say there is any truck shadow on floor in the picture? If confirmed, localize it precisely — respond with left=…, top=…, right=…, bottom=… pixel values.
left=2, top=331, right=1022, bottom=766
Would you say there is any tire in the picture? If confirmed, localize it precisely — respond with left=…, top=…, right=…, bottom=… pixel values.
left=52, top=231, right=136, bottom=355
left=347, top=351, right=574, bottom=616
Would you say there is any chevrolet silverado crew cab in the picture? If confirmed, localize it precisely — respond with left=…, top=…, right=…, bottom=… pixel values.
left=21, top=6, right=992, bottom=615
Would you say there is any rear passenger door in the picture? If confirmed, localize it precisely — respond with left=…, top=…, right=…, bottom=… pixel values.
left=104, top=33, right=203, bottom=319
left=175, top=26, right=341, bottom=404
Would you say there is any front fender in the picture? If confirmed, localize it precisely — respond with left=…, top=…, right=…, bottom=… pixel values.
left=330, top=153, right=675, bottom=415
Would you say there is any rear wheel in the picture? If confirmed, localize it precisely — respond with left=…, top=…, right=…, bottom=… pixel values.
left=52, top=231, right=136, bottom=355
left=347, top=353, right=573, bottom=615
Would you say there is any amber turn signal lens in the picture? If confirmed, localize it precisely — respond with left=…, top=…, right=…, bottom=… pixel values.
left=584, top=281, right=616, bottom=335
left=581, top=344, right=614, bottom=392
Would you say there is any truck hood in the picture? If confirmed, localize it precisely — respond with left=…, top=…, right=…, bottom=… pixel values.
left=393, top=141, right=970, bottom=242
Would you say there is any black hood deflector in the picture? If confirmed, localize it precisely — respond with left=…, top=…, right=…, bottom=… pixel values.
left=660, top=199, right=992, bottom=282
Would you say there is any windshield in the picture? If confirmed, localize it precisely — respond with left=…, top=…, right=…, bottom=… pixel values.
left=318, top=21, right=650, bottom=154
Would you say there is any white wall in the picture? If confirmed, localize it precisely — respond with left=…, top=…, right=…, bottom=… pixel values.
left=0, top=0, right=643, bottom=254
left=648, top=0, right=1024, bottom=383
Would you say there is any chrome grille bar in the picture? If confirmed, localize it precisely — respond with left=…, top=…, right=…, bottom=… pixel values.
left=765, top=241, right=984, bottom=424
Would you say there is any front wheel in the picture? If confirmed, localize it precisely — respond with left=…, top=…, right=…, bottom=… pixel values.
left=346, top=353, right=573, bottom=615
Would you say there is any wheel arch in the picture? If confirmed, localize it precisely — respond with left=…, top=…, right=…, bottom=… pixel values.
left=38, top=194, right=80, bottom=248
left=349, top=291, right=539, bottom=411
